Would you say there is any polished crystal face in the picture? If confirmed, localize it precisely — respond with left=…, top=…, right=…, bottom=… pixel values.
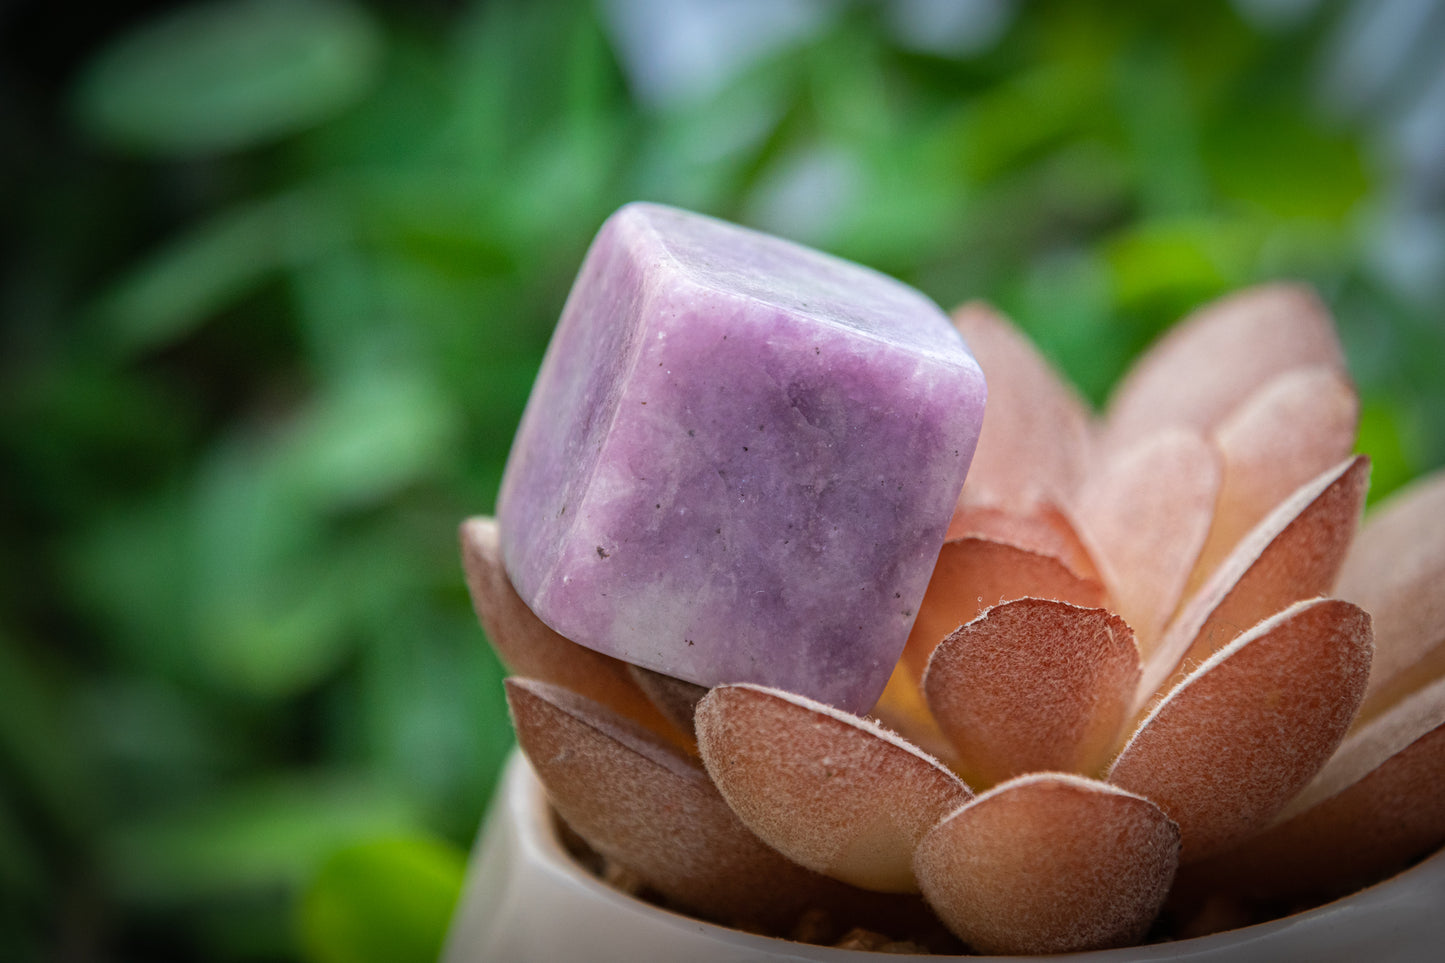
left=497, top=202, right=986, bottom=712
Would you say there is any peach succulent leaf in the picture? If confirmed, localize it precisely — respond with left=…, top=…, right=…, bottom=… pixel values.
left=1183, top=674, right=1445, bottom=902
left=1335, top=470, right=1445, bottom=726
left=899, top=535, right=1105, bottom=685
left=694, top=683, right=972, bottom=894
left=503, top=677, right=888, bottom=932
left=1074, top=429, right=1220, bottom=652
left=913, top=773, right=1179, bottom=956
left=1101, top=283, right=1346, bottom=452
left=1188, top=366, right=1359, bottom=592
left=950, top=301, right=1092, bottom=513
left=1139, top=455, right=1370, bottom=706
left=871, top=664, right=961, bottom=770
left=624, top=665, right=709, bottom=739
left=1108, top=598, right=1372, bottom=863
left=945, top=501, right=1100, bottom=582
left=922, top=598, right=1139, bottom=786
left=460, top=517, right=684, bottom=743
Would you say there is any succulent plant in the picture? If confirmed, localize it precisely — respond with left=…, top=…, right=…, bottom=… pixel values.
left=462, top=284, right=1445, bottom=955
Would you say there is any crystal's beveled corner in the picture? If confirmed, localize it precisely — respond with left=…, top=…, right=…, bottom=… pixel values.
left=442, top=749, right=1445, bottom=963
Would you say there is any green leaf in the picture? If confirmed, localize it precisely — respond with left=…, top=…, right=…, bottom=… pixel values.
left=78, top=675, right=238, bottom=809
left=92, top=189, right=351, bottom=358
left=275, top=371, right=459, bottom=511
left=1112, top=47, right=1209, bottom=218
left=188, top=438, right=348, bottom=697
left=957, top=65, right=1103, bottom=182
left=1008, top=248, right=1124, bottom=407
left=1202, top=106, right=1369, bottom=221
left=347, top=174, right=519, bottom=283
left=65, top=494, right=196, bottom=676
left=107, top=775, right=419, bottom=905
left=0, top=635, right=98, bottom=838
left=0, top=776, right=47, bottom=904
left=359, top=613, right=513, bottom=835
left=1103, top=216, right=1262, bottom=317
left=1356, top=400, right=1420, bottom=507
left=73, top=0, right=383, bottom=157
left=198, top=564, right=355, bottom=697
left=298, top=836, right=465, bottom=963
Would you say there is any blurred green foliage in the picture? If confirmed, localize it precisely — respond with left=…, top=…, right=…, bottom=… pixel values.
left=2, top=0, right=1442, bottom=959
left=298, top=836, right=464, bottom=963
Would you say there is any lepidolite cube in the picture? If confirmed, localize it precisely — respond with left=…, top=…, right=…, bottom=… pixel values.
left=497, top=203, right=986, bottom=712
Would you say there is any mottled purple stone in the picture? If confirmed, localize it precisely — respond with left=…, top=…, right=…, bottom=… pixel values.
left=497, top=203, right=986, bottom=713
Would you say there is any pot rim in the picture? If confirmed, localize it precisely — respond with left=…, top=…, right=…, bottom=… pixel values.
left=446, top=748, right=1445, bottom=961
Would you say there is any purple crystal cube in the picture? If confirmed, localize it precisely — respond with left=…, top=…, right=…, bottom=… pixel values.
left=497, top=203, right=986, bottom=712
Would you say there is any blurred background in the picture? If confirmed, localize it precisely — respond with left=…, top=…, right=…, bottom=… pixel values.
left=2, top=0, right=1443, bottom=959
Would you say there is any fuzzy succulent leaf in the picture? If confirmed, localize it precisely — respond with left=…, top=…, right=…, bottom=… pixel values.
left=1110, top=598, right=1372, bottom=862
left=913, top=773, right=1179, bottom=955
left=695, top=683, right=971, bottom=894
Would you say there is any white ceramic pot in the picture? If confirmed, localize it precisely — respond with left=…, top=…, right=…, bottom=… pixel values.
left=443, top=749, right=1445, bottom=962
